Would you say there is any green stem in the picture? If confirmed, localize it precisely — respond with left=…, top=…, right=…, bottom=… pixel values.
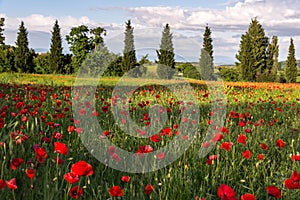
left=12, top=190, right=16, bottom=200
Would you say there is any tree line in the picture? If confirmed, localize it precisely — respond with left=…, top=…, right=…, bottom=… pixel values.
left=0, top=17, right=298, bottom=82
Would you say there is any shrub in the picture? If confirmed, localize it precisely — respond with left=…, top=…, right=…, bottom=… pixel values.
left=218, top=67, right=240, bottom=82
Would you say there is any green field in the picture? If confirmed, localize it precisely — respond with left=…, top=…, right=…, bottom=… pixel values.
left=0, top=73, right=299, bottom=199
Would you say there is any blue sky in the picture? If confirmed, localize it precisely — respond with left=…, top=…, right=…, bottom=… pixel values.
left=1, top=0, right=300, bottom=63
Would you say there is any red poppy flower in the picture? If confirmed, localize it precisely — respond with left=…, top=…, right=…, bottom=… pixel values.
left=217, top=184, right=237, bottom=200
left=291, top=170, right=300, bottom=182
left=68, top=126, right=75, bottom=132
left=75, top=128, right=83, bottom=134
left=241, top=193, right=256, bottom=200
left=145, top=184, right=154, bottom=195
left=276, top=139, right=285, bottom=148
left=71, top=160, right=93, bottom=176
left=6, top=178, right=17, bottom=190
left=108, top=185, right=123, bottom=197
left=238, top=121, right=246, bottom=127
left=64, top=172, right=79, bottom=184
left=202, top=142, right=210, bottom=148
left=260, top=143, right=269, bottom=150
left=258, top=154, right=264, bottom=160
left=69, top=186, right=83, bottom=199
left=220, top=142, right=233, bottom=152
left=157, top=152, right=165, bottom=160
left=101, top=105, right=109, bottom=113
left=0, top=179, right=5, bottom=190
left=35, top=147, right=48, bottom=159
left=150, top=134, right=161, bottom=142
left=291, top=154, right=300, bottom=161
left=10, top=158, right=24, bottom=170
left=283, top=170, right=300, bottom=189
left=284, top=178, right=300, bottom=189
left=237, top=134, right=247, bottom=145
left=161, top=127, right=172, bottom=136
left=242, top=150, right=252, bottom=160
left=79, top=108, right=86, bottom=116
left=266, top=186, right=281, bottom=198
left=211, top=133, right=223, bottom=143
left=25, top=169, right=35, bottom=179
left=206, top=159, right=213, bottom=165
left=173, top=123, right=179, bottom=129
left=219, top=126, right=228, bottom=134
left=108, top=146, right=116, bottom=155
left=111, top=153, right=122, bottom=162
left=244, top=128, right=251, bottom=133
left=54, top=142, right=68, bottom=156
left=121, top=176, right=130, bottom=183
left=144, top=145, right=153, bottom=153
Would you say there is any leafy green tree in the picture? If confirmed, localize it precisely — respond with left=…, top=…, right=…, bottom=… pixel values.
left=156, top=23, right=175, bottom=79
left=90, top=27, right=106, bottom=50
left=182, top=63, right=201, bottom=79
left=285, top=38, right=297, bottom=83
left=14, top=21, right=33, bottom=73
left=104, top=55, right=124, bottom=77
left=0, top=19, right=15, bottom=72
left=66, top=25, right=106, bottom=73
left=0, top=18, right=5, bottom=45
left=218, top=67, right=240, bottom=82
left=200, top=25, right=214, bottom=80
left=0, top=45, right=15, bottom=72
left=49, top=20, right=63, bottom=74
left=121, top=20, right=137, bottom=73
left=62, top=54, right=73, bottom=74
left=236, top=18, right=268, bottom=81
left=79, top=44, right=117, bottom=77
left=66, top=25, right=90, bottom=73
left=34, top=53, right=49, bottom=74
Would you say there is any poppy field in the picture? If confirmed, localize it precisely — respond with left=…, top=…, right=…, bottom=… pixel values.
left=0, top=75, right=299, bottom=200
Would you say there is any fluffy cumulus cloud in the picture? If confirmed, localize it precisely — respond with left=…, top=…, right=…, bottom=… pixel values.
left=124, top=0, right=300, bottom=62
left=1, top=0, right=300, bottom=63
left=0, top=13, right=122, bottom=53
left=126, top=0, right=300, bottom=33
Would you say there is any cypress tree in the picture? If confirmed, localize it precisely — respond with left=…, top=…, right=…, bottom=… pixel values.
left=236, top=33, right=253, bottom=81
left=121, top=20, right=137, bottom=73
left=266, top=36, right=279, bottom=81
left=200, top=25, right=214, bottom=80
left=14, top=21, right=32, bottom=73
left=0, top=18, right=5, bottom=45
left=236, top=18, right=268, bottom=81
left=285, top=38, right=297, bottom=83
left=49, top=20, right=63, bottom=74
left=156, top=23, right=175, bottom=79
left=203, top=25, right=213, bottom=61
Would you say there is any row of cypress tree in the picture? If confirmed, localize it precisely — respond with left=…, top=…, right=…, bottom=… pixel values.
left=0, top=17, right=298, bottom=82
left=236, top=18, right=298, bottom=83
